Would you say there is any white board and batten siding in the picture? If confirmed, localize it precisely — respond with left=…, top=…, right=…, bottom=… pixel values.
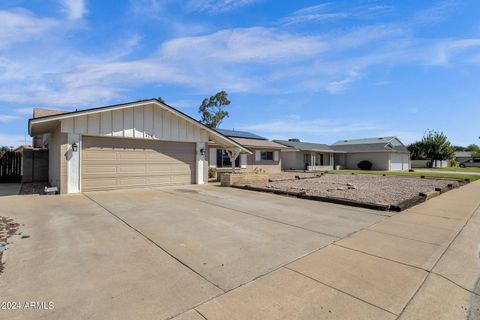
left=60, top=105, right=208, bottom=143
left=59, top=105, right=209, bottom=193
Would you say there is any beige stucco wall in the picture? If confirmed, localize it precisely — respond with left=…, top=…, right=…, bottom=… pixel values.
left=281, top=151, right=333, bottom=170
left=47, top=125, right=68, bottom=193
left=246, top=150, right=281, bottom=174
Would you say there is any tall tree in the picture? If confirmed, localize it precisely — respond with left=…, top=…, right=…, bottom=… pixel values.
left=407, top=141, right=426, bottom=160
left=420, top=130, right=455, bottom=167
left=465, top=144, right=479, bottom=153
left=198, top=91, right=231, bottom=128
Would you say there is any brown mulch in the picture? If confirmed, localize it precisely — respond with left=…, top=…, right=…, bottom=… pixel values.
left=19, top=182, right=49, bottom=195
left=0, top=216, right=20, bottom=274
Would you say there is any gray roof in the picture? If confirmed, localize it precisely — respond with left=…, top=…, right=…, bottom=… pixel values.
left=330, top=136, right=409, bottom=153
left=274, top=140, right=342, bottom=153
left=330, top=143, right=409, bottom=153
left=333, top=136, right=397, bottom=145
left=216, top=129, right=266, bottom=140
left=455, top=151, right=473, bottom=157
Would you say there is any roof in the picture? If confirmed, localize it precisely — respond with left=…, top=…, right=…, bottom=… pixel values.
left=28, top=99, right=251, bottom=154
left=230, top=137, right=286, bottom=149
left=274, top=140, right=343, bottom=153
left=330, top=143, right=409, bottom=153
left=455, top=151, right=473, bottom=157
left=33, top=108, right=66, bottom=119
left=216, top=129, right=266, bottom=140
left=333, top=136, right=397, bottom=145
left=330, top=136, right=409, bottom=153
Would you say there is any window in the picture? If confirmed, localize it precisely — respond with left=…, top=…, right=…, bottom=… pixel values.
left=303, top=153, right=311, bottom=165
left=216, top=149, right=240, bottom=168
left=260, top=151, right=274, bottom=161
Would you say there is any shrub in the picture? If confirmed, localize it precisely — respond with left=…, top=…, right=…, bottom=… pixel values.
left=208, top=167, right=217, bottom=179
left=357, top=160, right=373, bottom=170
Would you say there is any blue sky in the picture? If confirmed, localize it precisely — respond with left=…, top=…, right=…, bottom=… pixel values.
left=0, top=0, right=479, bottom=147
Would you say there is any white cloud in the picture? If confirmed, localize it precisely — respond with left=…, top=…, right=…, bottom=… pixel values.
left=160, top=27, right=327, bottom=63
left=241, top=117, right=384, bottom=136
left=282, top=2, right=394, bottom=25
left=0, top=9, right=56, bottom=50
left=0, top=134, right=27, bottom=147
left=0, top=115, right=20, bottom=123
left=0, top=6, right=479, bottom=110
left=60, top=0, right=87, bottom=19
left=186, top=0, right=257, bottom=13
left=414, top=0, right=459, bottom=24
left=432, top=38, right=480, bottom=65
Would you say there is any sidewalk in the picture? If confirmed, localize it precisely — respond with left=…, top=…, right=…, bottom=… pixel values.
left=174, top=181, right=480, bottom=320
left=415, top=169, right=480, bottom=176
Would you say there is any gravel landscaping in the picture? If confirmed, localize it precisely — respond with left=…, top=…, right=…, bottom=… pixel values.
left=252, top=173, right=462, bottom=208
left=0, top=216, right=20, bottom=274
left=19, top=182, right=49, bottom=195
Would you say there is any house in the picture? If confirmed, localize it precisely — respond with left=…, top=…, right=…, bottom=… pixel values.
left=28, top=99, right=250, bottom=194
left=455, top=151, right=473, bottom=163
left=330, top=136, right=410, bottom=171
left=273, top=139, right=343, bottom=171
left=208, top=129, right=286, bottom=174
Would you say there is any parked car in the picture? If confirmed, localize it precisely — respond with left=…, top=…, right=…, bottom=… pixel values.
left=459, top=158, right=480, bottom=168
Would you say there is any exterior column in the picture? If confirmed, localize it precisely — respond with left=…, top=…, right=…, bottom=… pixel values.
left=196, top=142, right=206, bottom=184
left=67, top=133, right=81, bottom=193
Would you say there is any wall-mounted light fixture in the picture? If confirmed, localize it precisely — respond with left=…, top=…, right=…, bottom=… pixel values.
left=72, top=142, right=78, bottom=152
left=200, top=148, right=205, bottom=156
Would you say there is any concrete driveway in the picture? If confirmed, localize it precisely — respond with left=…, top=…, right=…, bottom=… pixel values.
left=1, top=182, right=479, bottom=320
left=0, top=184, right=385, bottom=320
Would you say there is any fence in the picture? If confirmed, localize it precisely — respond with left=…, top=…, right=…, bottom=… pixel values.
left=411, top=159, right=449, bottom=168
left=0, top=151, right=22, bottom=183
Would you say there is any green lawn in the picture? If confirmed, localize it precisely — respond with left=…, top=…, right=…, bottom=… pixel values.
left=326, top=169, right=480, bottom=182
left=421, top=167, right=480, bottom=173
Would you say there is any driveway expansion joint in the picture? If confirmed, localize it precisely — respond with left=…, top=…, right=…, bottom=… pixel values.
left=396, top=201, right=480, bottom=318
left=159, top=188, right=341, bottom=239
left=284, top=266, right=399, bottom=317
left=366, top=228, right=444, bottom=247
left=83, top=193, right=226, bottom=294
left=332, top=243, right=431, bottom=273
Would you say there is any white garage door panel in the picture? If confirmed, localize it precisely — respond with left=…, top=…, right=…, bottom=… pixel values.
left=390, top=153, right=404, bottom=171
left=82, top=136, right=195, bottom=191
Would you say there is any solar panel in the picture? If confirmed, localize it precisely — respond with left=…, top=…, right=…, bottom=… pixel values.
left=216, top=129, right=267, bottom=140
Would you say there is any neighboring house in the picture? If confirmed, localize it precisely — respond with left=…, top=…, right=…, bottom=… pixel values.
left=330, top=136, right=410, bottom=171
left=273, top=139, right=343, bottom=171
left=209, top=129, right=286, bottom=174
left=28, top=99, right=250, bottom=194
left=455, top=151, right=473, bottom=163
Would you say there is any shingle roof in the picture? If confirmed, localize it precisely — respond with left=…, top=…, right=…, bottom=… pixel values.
left=330, top=136, right=409, bottom=153
left=230, top=137, right=286, bottom=149
left=455, top=151, right=473, bottom=157
left=333, top=136, right=397, bottom=145
left=330, top=143, right=409, bottom=153
left=216, top=129, right=267, bottom=140
left=274, top=140, right=342, bottom=153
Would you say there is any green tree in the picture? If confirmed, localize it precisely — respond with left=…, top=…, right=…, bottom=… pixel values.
left=420, top=130, right=455, bottom=167
left=465, top=144, right=480, bottom=153
left=452, top=145, right=466, bottom=151
left=407, top=141, right=426, bottom=160
left=198, top=91, right=231, bottom=128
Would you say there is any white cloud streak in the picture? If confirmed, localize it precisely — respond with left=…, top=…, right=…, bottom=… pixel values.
left=0, top=115, right=20, bottom=123
left=185, top=0, right=257, bottom=13
left=60, top=0, right=87, bottom=19
left=0, top=9, right=56, bottom=50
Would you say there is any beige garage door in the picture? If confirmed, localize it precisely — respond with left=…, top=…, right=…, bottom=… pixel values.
left=82, top=136, right=195, bottom=191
